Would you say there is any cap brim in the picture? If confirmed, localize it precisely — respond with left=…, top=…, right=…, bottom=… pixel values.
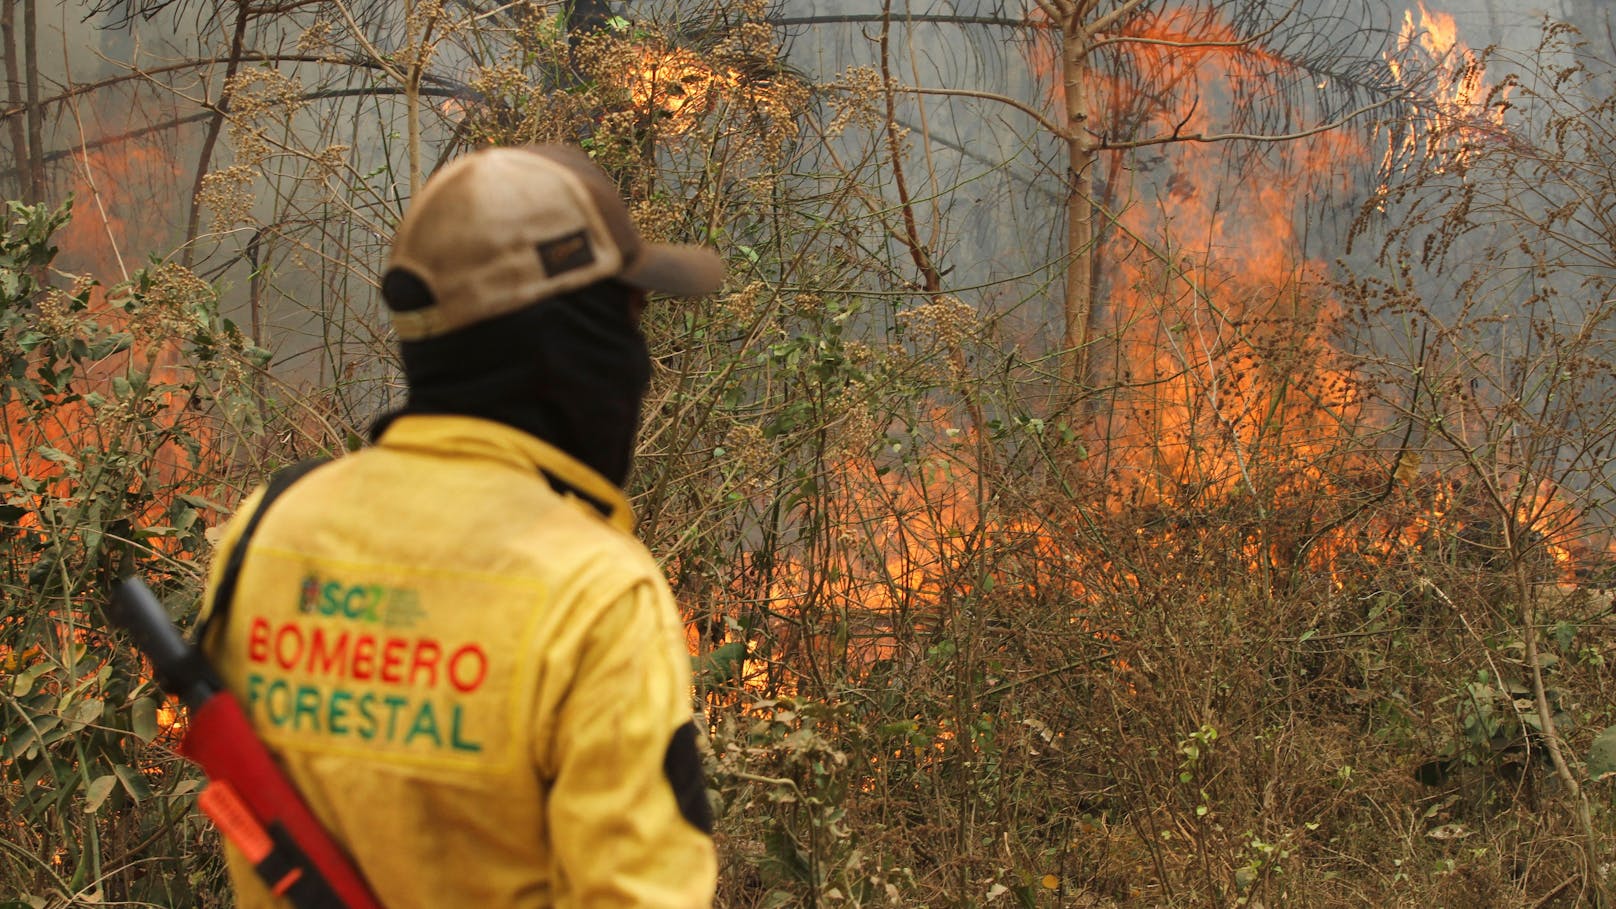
left=620, top=244, right=725, bottom=298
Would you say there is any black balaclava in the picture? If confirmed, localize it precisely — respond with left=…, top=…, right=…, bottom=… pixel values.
left=372, top=280, right=651, bottom=488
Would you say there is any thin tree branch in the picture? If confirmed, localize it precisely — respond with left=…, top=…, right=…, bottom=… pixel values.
left=182, top=0, right=252, bottom=267
left=404, top=0, right=445, bottom=195
left=770, top=14, right=1050, bottom=29
left=0, top=53, right=463, bottom=123
left=1089, top=32, right=1266, bottom=53
left=0, top=86, right=458, bottom=184
left=1085, top=0, right=1153, bottom=39
left=61, top=35, right=126, bottom=282
left=877, top=0, right=938, bottom=294
left=332, top=0, right=406, bottom=85
left=1088, top=0, right=1301, bottom=53
left=1031, top=0, right=1064, bottom=28
left=1097, top=94, right=1404, bottom=150
left=875, top=83, right=1070, bottom=139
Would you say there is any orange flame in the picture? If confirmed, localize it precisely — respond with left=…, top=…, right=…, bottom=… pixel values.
left=2, top=109, right=220, bottom=560
left=691, top=5, right=1584, bottom=705
left=1383, top=2, right=1510, bottom=173
left=624, top=44, right=738, bottom=135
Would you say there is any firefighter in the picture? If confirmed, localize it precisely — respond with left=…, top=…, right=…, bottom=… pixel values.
left=199, top=145, right=723, bottom=908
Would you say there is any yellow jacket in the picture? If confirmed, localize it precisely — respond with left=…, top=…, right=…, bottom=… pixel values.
left=199, top=414, right=716, bottom=908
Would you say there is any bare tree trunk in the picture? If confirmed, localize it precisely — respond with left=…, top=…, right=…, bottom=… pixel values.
left=1, top=0, right=31, bottom=201
left=403, top=1, right=443, bottom=196
left=22, top=0, right=43, bottom=199
left=1061, top=13, right=1098, bottom=391
left=405, top=0, right=421, bottom=194
left=1091, top=142, right=1125, bottom=381
left=182, top=0, right=251, bottom=267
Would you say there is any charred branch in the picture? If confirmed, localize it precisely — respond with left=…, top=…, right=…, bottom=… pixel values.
left=0, top=85, right=461, bottom=186
left=0, top=53, right=466, bottom=124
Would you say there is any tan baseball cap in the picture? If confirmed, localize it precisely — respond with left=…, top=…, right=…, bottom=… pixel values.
left=382, top=145, right=725, bottom=340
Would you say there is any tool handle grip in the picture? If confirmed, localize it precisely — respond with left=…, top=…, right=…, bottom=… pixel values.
left=105, top=577, right=221, bottom=709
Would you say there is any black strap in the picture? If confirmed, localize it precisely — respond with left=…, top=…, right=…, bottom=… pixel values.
left=539, top=468, right=614, bottom=520
left=193, top=458, right=330, bottom=645
left=261, top=822, right=347, bottom=909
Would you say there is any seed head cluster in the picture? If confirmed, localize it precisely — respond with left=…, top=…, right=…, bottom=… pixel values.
left=223, top=69, right=305, bottom=167
left=827, top=66, right=888, bottom=136
left=197, top=164, right=257, bottom=229
left=899, top=294, right=976, bottom=350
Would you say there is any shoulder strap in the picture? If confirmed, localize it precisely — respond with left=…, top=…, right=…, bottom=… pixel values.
left=193, top=457, right=330, bottom=645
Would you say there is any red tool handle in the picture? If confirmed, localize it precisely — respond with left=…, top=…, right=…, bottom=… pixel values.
left=182, top=692, right=383, bottom=909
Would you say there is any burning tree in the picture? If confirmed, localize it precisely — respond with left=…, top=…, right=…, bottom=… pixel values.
left=861, top=0, right=1417, bottom=396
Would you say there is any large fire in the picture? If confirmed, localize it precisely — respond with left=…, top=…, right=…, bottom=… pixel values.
left=1075, top=1, right=1557, bottom=573
left=693, top=2, right=1584, bottom=703
left=4, top=7, right=1577, bottom=723
left=3, top=129, right=217, bottom=546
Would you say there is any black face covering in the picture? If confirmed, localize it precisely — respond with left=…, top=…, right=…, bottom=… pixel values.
left=373, top=281, right=652, bottom=488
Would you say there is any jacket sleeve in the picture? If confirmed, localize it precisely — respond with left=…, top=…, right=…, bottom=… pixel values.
left=542, top=577, right=717, bottom=908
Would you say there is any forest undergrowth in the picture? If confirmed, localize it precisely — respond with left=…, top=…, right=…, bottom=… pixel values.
left=6, top=190, right=1616, bottom=907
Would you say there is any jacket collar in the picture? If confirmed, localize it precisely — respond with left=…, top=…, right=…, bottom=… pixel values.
left=376, top=414, right=636, bottom=534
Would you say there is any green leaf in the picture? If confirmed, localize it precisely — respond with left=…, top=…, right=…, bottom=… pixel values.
left=35, top=445, right=76, bottom=468
left=90, top=332, right=131, bottom=359
left=1587, top=725, right=1616, bottom=781
left=3, top=715, right=59, bottom=760
left=130, top=697, right=159, bottom=743
left=64, top=696, right=104, bottom=731
left=878, top=719, right=918, bottom=738
left=84, top=774, right=117, bottom=813
left=1552, top=620, right=1577, bottom=653
left=10, top=661, right=51, bottom=697
left=700, top=641, right=748, bottom=684
left=114, top=762, right=152, bottom=802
